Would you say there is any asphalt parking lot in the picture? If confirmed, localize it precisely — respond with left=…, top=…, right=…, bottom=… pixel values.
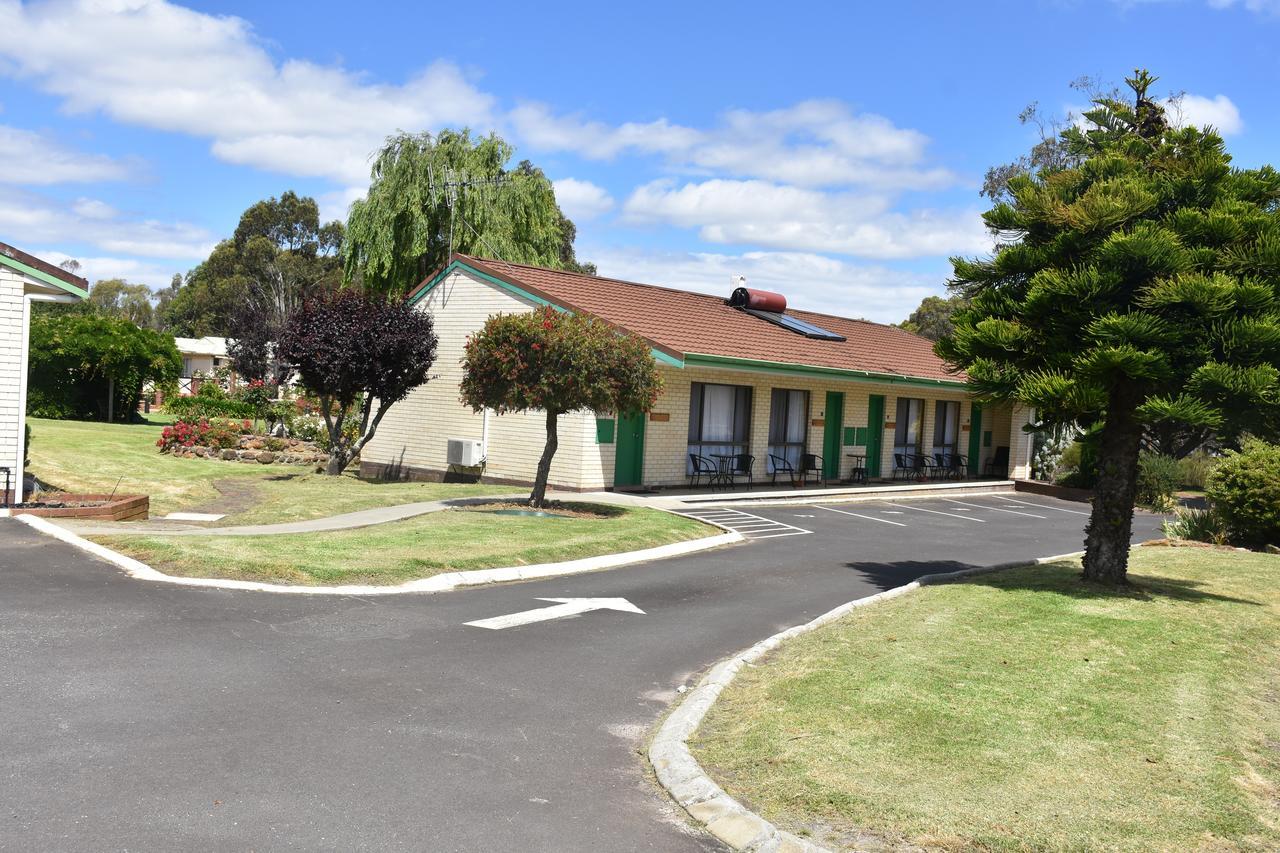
left=1, top=493, right=1164, bottom=851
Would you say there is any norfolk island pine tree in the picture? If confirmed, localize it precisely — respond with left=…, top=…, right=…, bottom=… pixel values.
left=938, top=70, right=1280, bottom=584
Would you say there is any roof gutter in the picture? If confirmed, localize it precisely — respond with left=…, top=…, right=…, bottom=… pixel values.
left=681, top=352, right=967, bottom=390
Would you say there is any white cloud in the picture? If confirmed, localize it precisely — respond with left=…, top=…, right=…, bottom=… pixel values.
left=33, top=249, right=179, bottom=290
left=622, top=179, right=990, bottom=260
left=0, top=0, right=496, bottom=184
left=0, top=124, right=132, bottom=184
left=512, top=99, right=955, bottom=191
left=316, top=185, right=368, bottom=226
left=553, top=178, right=614, bottom=221
left=1165, top=93, right=1243, bottom=135
left=1207, top=0, right=1280, bottom=14
left=585, top=245, right=943, bottom=325
left=0, top=186, right=214, bottom=259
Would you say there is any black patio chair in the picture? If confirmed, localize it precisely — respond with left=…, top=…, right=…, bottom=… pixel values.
left=984, top=446, right=1010, bottom=478
left=727, top=453, right=755, bottom=489
left=892, top=452, right=913, bottom=481
left=941, top=452, right=967, bottom=480
left=769, top=453, right=796, bottom=486
left=916, top=453, right=941, bottom=481
left=799, top=453, right=824, bottom=486
left=688, top=454, right=717, bottom=488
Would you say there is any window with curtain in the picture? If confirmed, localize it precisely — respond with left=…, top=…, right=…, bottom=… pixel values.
left=894, top=397, right=924, bottom=456
left=767, top=389, right=808, bottom=473
left=933, top=400, right=960, bottom=455
left=688, top=382, right=752, bottom=471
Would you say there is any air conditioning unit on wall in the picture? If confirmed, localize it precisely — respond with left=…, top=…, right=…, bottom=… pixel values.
left=447, top=438, right=484, bottom=467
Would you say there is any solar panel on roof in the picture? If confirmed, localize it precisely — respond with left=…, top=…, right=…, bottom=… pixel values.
left=741, top=308, right=846, bottom=341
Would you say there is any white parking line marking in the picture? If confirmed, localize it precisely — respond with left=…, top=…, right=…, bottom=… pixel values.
left=943, top=498, right=1047, bottom=519
left=881, top=511, right=904, bottom=514
left=812, top=504, right=907, bottom=527
left=998, top=496, right=1091, bottom=515
left=887, top=502, right=987, bottom=522
left=677, top=508, right=812, bottom=539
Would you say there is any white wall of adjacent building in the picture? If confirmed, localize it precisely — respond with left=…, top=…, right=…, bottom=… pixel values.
left=1, top=264, right=81, bottom=503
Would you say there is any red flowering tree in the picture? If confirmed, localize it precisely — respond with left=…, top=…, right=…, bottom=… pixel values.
left=281, top=290, right=438, bottom=474
left=460, top=305, right=662, bottom=506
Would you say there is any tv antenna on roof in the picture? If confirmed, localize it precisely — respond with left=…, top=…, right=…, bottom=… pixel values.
left=427, top=166, right=514, bottom=260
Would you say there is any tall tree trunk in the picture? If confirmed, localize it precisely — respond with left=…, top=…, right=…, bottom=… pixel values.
left=1082, top=385, right=1143, bottom=584
left=325, top=451, right=349, bottom=476
left=530, top=410, right=560, bottom=508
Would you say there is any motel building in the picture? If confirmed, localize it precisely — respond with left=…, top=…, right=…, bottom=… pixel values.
left=362, top=255, right=1034, bottom=494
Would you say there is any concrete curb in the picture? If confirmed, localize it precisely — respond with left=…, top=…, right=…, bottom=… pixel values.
left=13, top=513, right=742, bottom=596
left=649, top=550, right=1087, bottom=853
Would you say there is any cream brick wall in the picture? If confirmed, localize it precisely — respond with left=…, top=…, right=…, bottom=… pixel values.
left=636, top=364, right=974, bottom=487
left=0, top=267, right=25, bottom=496
left=362, top=269, right=606, bottom=490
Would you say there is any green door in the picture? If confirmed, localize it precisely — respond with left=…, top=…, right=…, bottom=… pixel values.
left=967, top=402, right=983, bottom=477
left=865, top=394, right=885, bottom=479
left=614, top=411, right=645, bottom=488
left=822, top=391, right=844, bottom=481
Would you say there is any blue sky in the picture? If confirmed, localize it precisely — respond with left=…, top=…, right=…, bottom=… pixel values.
left=1, top=0, right=1276, bottom=322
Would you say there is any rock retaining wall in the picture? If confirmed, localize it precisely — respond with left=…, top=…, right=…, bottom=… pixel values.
left=167, top=436, right=328, bottom=467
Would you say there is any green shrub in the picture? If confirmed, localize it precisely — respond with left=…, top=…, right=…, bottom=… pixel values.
left=1206, top=438, right=1280, bottom=548
left=1136, top=451, right=1180, bottom=512
left=1162, top=507, right=1229, bottom=545
left=23, top=423, right=31, bottom=466
left=1177, top=451, right=1217, bottom=490
left=165, top=390, right=254, bottom=420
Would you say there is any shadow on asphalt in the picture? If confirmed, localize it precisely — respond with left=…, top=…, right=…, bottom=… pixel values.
left=844, top=560, right=976, bottom=589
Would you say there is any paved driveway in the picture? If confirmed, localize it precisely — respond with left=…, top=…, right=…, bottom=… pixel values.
left=0, top=495, right=1164, bottom=851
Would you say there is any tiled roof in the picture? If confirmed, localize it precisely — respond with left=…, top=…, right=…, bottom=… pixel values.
left=424, top=255, right=963, bottom=385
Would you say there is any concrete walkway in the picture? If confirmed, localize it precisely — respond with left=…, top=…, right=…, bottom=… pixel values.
left=56, top=489, right=659, bottom=537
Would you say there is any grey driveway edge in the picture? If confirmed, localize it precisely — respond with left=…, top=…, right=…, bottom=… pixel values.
left=648, top=550, right=1090, bottom=853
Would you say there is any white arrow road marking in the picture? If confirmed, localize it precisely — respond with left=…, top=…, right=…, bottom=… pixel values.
left=464, top=598, right=645, bottom=630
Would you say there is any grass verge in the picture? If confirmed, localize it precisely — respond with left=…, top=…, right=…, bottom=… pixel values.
left=691, top=546, right=1280, bottom=851
left=92, top=504, right=713, bottom=585
left=25, top=416, right=511, bottom=520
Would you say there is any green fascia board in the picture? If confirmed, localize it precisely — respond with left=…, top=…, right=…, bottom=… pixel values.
left=682, top=353, right=967, bottom=391
left=0, top=253, right=88, bottom=299
left=411, top=259, right=685, bottom=369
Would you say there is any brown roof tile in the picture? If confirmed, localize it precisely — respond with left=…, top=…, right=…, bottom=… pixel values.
left=428, top=255, right=962, bottom=385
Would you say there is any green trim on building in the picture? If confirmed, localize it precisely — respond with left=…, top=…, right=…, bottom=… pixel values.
left=682, top=353, right=966, bottom=390
left=595, top=417, right=616, bottom=444
left=0, top=254, right=88, bottom=299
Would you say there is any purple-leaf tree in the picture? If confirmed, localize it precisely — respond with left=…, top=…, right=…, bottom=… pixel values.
left=460, top=305, right=662, bottom=507
left=281, top=290, right=438, bottom=475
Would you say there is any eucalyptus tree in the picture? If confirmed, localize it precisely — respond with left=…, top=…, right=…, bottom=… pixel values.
left=940, top=70, right=1280, bottom=584
left=343, top=129, right=593, bottom=296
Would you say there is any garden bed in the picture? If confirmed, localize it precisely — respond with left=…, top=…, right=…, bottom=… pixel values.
left=9, top=493, right=149, bottom=521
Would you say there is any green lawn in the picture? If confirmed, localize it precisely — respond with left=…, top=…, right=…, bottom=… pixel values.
left=25, top=416, right=512, bottom=520
left=692, top=547, right=1280, bottom=851
left=93, top=504, right=711, bottom=585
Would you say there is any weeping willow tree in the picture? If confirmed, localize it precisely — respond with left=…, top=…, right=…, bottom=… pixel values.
left=343, top=129, right=593, bottom=295
left=939, top=70, right=1280, bottom=584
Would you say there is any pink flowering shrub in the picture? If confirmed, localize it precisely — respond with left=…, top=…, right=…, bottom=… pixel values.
left=156, top=418, right=251, bottom=453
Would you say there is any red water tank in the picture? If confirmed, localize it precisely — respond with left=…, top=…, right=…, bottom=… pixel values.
left=728, top=287, right=787, bottom=312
